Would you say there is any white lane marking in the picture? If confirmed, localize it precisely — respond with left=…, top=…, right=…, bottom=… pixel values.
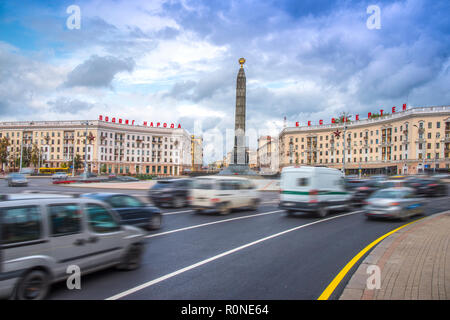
left=162, top=210, right=193, bottom=216
left=146, top=210, right=283, bottom=238
left=107, top=210, right=363, bottom=300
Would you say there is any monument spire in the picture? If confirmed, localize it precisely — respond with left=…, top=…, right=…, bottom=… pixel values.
left=218, top=57, right=257, bottom=176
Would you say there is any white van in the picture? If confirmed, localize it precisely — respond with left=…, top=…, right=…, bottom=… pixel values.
left=279, top=166, right=352, bottom=217
left=190, top=176, right=260, bottom=215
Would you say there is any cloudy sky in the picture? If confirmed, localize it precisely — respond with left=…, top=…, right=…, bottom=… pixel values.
left=1, top=0, right=449, bottom=163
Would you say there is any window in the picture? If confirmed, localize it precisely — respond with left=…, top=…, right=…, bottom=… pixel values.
left=437, top=122, right=441, bottom=128
left=1, top=206, right=41, bottom=244
left=86, top=204, right=120, bottom=233
left=49, top=204, right=82, bottom=236
left=297, top=178, right=309, bottom=186
left=428, top=122, right=432, bottom=129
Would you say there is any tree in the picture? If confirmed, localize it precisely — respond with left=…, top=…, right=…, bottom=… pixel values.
left=74, top=154, right=83, bottom=170
left=100, top=163, right=107, bottom=174
left=0, top=137, right=10, bottom=171
left=30, top=143, right=39, bottom=168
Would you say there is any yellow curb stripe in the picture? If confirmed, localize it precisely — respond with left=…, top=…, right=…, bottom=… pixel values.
left=317, top=217, right=424, bottom=300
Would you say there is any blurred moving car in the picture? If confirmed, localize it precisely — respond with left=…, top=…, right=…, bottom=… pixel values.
left=190, top=176, right=259, bottom=215
left=114, top=175, right=140, bottom=182
left=0, top=195, right=145, bottom=300
left=6, top=173, right=28, bottom=187
left=405, top=176, right=447, bottom=197
left=363, top=187, right=425, bottom=220
left=51, top=172, right=69, bottom=180
left=279, top=166, right=352, bottom=218
left=346, top=179, right=381, bottom=206
left=81, top=193, right=162, bottom=230
left=149, top=178, right=193, bottom=208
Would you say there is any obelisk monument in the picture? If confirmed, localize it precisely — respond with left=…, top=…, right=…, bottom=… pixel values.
left=233, top=57, right=247, bottom=165
left=219, top=58, right=257, bottom=175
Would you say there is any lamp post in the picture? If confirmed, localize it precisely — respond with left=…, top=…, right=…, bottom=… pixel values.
left=81, top=121, right=89, bottom=178
left=340, top=112, right=350, bottom=176
left=413, top=124, right=423, bottom=174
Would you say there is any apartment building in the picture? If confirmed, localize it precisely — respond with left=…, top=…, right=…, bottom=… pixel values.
left=279, top=106, right=450, bottom=175
left=0, top=119, right=192, bottom=175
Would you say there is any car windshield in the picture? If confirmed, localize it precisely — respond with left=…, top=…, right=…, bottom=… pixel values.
left=370, top=189, right=406, bottom=199
left=194, top=179, right=215, bottom=189
left=9, top=173, right=24, bottom=178
left=152, top=181, right=174, bottom=189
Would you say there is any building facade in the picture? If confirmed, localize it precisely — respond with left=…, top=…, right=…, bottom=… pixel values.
left=190, top=135, right=203, bottom=171
left=279, top=106, right=450, bottom=175
left=0, top=119, right=192, bottom=175
left=257, top=135, right=279, bottom=174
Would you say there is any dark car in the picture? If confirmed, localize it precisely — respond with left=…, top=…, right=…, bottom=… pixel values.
left=405, top=177, right=447, bottom=197
left=149, top=178, right=193, bottom=208
left=346, top=179, right=381, bottom=206
left=81, top=193, right=162, bottom=230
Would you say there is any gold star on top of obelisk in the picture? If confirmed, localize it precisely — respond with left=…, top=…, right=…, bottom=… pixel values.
left=239, top=57, right=245, bottom=68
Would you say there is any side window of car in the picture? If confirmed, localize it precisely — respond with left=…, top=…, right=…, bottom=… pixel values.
left=49, top=204, right=82, bottom=236
left=0, top=206, right=41, bottom=244
left=220, top=181, right=233, bottom=190
left=86, top=204, right=120, bottom=233
left=123, top=196, right=143, bottom=208
left=109, top=196, right=124, bottom=208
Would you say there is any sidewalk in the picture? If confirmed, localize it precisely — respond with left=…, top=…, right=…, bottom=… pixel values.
left=340, top=210, right=450, bottom=300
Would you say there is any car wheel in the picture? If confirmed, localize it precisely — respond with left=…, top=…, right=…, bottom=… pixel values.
left=250, top=199, right=259, bottom=211
left=217, top=202, right=230, bottom=215
left=316, top=206, right=328, bottom=218
left=147, top=214, right=162, bottom=230
left=117, top=243, right=143, bottom=271
left=286, top=210, right=295, bottom=216
left=15, top=270, right=50, bottom=300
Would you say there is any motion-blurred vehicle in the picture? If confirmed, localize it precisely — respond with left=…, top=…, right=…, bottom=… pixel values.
left=0, top=194, right=145, bottom=300
left=279, top=166, right=352, bottom=218
left=363, top=187, right=425, bottom=220
left=405, top=177, right=447, bottom=197
left=149, top=178, right=193, bottom=208
left=51, top=172, right=69, bottom=180
left=190, top=176, right=259, bottom=215
left=6, top=173, right=28, bottom=187
left=346, top=179, right=381, bottom=206
left=81, top=193, right=162, bottom=230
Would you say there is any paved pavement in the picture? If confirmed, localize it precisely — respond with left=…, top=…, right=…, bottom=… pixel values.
left=340, top=210, right=450, bottom=300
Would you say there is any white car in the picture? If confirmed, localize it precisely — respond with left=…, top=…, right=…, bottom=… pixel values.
left=190, top=176, right=260, bottom=215
left=279, top=166, right=352, bottom=218
left=51, top=172, right=68, bottom=180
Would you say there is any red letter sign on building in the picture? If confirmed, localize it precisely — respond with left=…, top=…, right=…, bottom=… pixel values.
left=380, top=109, right=384, bottom=116
left=392, top=106, right=396, bottom=113
left=331, top=118, right=336, bottom=124
left=99, top=115, right=103, bottom=121
left=368, top=112, right=372, bottom=118
left=295, top=122, right=299, bottom=127
left=307, top=121, right=311, bottom=126
left=355, top=114, right=359, bottom=121
left=319, top=119, right=323, bottom=125
left=403, top=103, right=407, bottom=111
left=105, top=116, right=109, bottom=122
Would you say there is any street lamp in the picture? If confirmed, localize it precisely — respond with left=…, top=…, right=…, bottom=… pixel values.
left=340, top=112, right=351, bottom=176
left=81, top=121, right=90, bottom=178
left=413, top=124, right=424, bottom=174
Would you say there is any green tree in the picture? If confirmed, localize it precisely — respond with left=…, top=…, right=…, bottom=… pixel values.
left=0, top=137, right=10, bottom=171
left=74, top=154, right=83, bottom=170
left=30, top=143, right=40, bottom=168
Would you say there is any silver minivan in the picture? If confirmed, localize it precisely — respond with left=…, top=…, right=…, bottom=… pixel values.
left=0, top=194, right=146, bottom=300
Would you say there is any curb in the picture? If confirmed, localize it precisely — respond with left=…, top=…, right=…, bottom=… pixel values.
left=339, top=210, right=450, bottom=300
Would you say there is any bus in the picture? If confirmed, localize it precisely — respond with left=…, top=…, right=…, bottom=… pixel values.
left=39, top=167, right=71, bottom=175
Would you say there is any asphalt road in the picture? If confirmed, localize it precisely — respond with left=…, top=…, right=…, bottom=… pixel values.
left=2, top=178, right=448, bottom=300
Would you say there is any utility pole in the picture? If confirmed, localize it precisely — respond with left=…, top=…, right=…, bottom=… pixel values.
left=341, top=112, right=350, bottom=176
left=82, top=121, right=89, bottom=178
left=19, top=138, right=23, bottom=173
